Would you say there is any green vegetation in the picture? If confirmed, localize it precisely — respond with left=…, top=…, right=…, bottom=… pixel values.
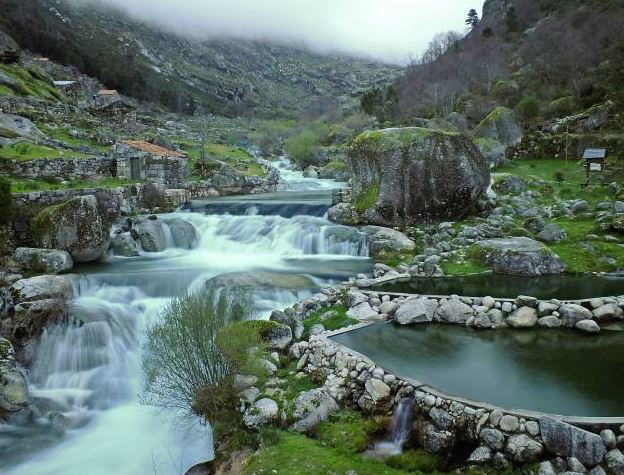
left=440, top=259, right=489, bottom=276
left=314, top=411, right=382, bottom=453
left=9, top=178, right=143, bottom=193
left=42, top=127, right=111, bottom=154
left=283, top=124, right=329, bottom=169
left=303, top=305, right=358, bottom=336
left=185, top=142, right=266, bottom=178
left=0, top=141, right=90, bottom=162
left=354, top=183, right=380, bottom=213
left=0, top=63, right=61, bottom=101
left=143, top=285, right=264, bottom=438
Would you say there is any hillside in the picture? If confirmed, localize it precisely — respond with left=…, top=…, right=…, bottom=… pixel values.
left=363, top=0, right=624, bottom=129
left=0, top=0, right=401, bottom=117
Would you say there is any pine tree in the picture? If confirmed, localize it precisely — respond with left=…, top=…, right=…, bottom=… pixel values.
left=465, top=9, right=479, bottom=29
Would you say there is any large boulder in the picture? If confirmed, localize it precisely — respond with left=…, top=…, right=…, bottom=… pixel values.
left=10, top=275, right=73, bottom=303
left=348, top=128, right=490, bottom=226
left=361, top=226, right=416, bottom=254
left=435, top=298, right=474, bottom=324
left=327, top=203, right=361, bottom=225
left=110, top=233, right=140, bottom=257
left=32, top=195, right=110, bottom=264
left=472, top=238, right=566, bottom=276
left=134, top=218, right=167, bottom=252
left=167, top=218, right=197, bottom=249
left=474, top=107, right=523, bottom=149
left=475, top=137, right=507, bottom=168
left=291, top=388, right=339, bottom=432
left=539, top=417, right=606, bottom=467
left=394, top=297, right=438, bottom=325
left=0, top=339, right=29, bottom=414
left=13, top=247, right=73, bottom=273
left=0, top=112, right=45, bottom=142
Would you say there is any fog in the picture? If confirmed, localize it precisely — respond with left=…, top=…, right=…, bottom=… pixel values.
left=76, top=0, right=481, bottom=64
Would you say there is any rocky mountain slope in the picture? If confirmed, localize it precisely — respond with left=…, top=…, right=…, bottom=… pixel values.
left=0, top=0, right=400, bottom=117
left=365, top=0, right=624, bottom=129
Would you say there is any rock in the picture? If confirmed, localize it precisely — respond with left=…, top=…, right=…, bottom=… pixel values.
left=13, top=248, right=73, bottom=273
left=526, top=421, right=540, bottom=436
left=239, top=387, right=260, bottom=404
left=0, top=338, right=29, bottom=414
left=11, top=298, right=63, bottom=340
left=135, top=218, right=167, bottom=252
left=493, top=175, right=526, bottom=195
left=538, top=301, right=560, bottom=316
left=481, top=428, right=505, bottom=450
left=602, top=430, right=618, bottom=450
left=507, top=307, right=538, bottom=328
left=538, top=316, right=562, bottom=328
left=168, top=218, right=197, bottom=249
left=348, top=127, right=489, bottom=226
left=539, top=416, right=607, bottom=467
left=430, top=407, right=454, bottom=431
left=468, top=446, right=493, bottom=464
left=486, top=308, right=504, bottom=326
left=0, top=112, right=45, bottom=142
left=435, top=298, right=474, bottom=324
left=482, top=296, right=496, bottom=309
left=539, top=461, right=557, bottom=475
left=362, top=226, right=416, bottom=254
left=472, top=237, right=565, bottom=276
left=589, top=466, right=607, bottom=475
left=379, top=301, right=398, bottom=316
left=270, top=310, right=304, bottom=340
left=243, top=398, right=278, bottom=429
left=506, top=434, right=544, bottom=463
left=516, top=296, right=538, bottom=308
left=606, top=449, right=624, bottom=475
left=291, top=388, right=339, bottom=432
left=365, top=378, right=391, bottom=403
left=32, top=195, right=111, bottom=263
left=394, top=297, right=438, bottom=325
left=10, top=275, right=73, bottom=303
left=568, top=457, right=587, bottom=473
left=500, top=415, right=520, bottom=432
left=538, top=224, right=567, bottom=243
left=110, top=233, right=140, bottom=257
left=475, top=107, right=523, bottom=148
left=302, top=166, right=319, bottom=178
left=233, top=374, right=259, bottom=392
left=525, top=217, right=546, bottom=233
left=263, top=322, right=292, bottom=350
left=421, top=422, right=452, bottom=453
left=309, top=324, right=325, bottom=336
left=575, top=319, right=600, bottom=333
left=559, top=304, right=593, bottom=326
left=593, top=304, right=624, bottom=322
left=347, top=302, right=378, bottom=320
left=327, top=203, right=360, bottom=225
left=476, top=137, right=507, bottom=168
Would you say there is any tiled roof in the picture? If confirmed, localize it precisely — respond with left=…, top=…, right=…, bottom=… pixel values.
left=120, top=140, right=187, bottom=158
left=97, top=89, right=118, bottom=96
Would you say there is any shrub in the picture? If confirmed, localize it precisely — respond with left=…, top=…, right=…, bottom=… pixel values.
left=516, top=96, right=541, bottom=125
left=143, top=285, right=264, bottom=436
left=283, top=129, right=321, bottom=169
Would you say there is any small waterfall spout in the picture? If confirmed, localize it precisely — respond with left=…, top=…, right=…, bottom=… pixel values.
left=370, top=397, right=415, bottom=456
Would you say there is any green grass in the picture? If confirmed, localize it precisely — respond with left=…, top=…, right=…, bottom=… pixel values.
left=0, top=142, right=90, bottom=161
left=43, top=127, right=111, bottom=154
left=494, top=159, right=587, bottom=184
left=440, top=260, right=489, bottom=276
left=314, top=411, right=382, bottom=454
left=303, top=305, right=358, bottom=336
left=10, top=178, right=144, bottom=193
left=186, top=142, right=266, bottom=178
left=0, top=63, right=62, bottom=101
left=355, top=183, right=380, bottom=213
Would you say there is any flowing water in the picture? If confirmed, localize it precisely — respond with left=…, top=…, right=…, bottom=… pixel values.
left=0, top=158, right=372, bottom=474
left=368, top=397, right=415, bottom=457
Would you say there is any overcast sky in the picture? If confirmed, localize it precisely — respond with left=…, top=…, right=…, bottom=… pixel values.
left=80, top=0, right=481, bottom=64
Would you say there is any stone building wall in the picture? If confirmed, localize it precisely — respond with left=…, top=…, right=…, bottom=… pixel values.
left=113, top=144, right=189, bottom=189
left=1, top=156, right=115, bottom=181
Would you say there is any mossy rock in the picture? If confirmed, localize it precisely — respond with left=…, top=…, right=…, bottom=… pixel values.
left=474, top=106, right=523, bottom=148
left=348, top=127, right=489, bottom=226
left=206, top=271, right=316, bottom=292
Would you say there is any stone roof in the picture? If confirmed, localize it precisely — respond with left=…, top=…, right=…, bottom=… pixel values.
left=120, top=140, right=187, bottom=158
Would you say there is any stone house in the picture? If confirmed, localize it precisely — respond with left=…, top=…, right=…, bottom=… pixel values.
left=113, top=140, right=189, bottom=188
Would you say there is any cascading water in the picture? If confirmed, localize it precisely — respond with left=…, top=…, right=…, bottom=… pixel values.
left=1, top=157, right=371, bottom=474
left=370, top=397, right=415, bottom=457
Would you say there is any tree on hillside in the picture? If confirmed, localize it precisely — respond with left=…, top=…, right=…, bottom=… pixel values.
left=466, top=9, right=480, bottom=29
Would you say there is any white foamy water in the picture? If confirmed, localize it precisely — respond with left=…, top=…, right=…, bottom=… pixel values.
left=2, top=162, right=369, bottom=475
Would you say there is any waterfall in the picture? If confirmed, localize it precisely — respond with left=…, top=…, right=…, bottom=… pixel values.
left=372, top=397, right=415, bottom=456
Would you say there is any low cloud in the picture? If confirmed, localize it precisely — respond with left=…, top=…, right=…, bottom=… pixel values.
left=74, top=0, right=480, bottom=64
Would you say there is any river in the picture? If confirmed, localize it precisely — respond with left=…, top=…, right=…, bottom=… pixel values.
left=0, top=159, right=371, bottom=474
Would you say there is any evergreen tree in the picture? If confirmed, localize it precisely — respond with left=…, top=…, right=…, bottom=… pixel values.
left=465, top=9, right=480, bottom=29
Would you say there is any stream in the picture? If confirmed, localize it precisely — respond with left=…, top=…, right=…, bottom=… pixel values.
left=0, top=159, right=371, bottom=474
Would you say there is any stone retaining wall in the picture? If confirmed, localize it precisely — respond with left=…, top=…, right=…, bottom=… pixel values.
left=1, top=155, right=115, bottom=181
left=11, top=184, right=188, bottom=245
left=283, top=286, right=624, bottom=472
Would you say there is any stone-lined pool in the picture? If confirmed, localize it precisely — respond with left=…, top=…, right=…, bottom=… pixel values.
left=331, top=323, right=624, bottom=417
left=372, top=274, right=624, bottom=300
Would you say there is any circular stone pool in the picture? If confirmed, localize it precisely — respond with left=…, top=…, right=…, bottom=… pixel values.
left=372, top=273, right=624, bottom=300
left=331, top=323, right=624, bottom=417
